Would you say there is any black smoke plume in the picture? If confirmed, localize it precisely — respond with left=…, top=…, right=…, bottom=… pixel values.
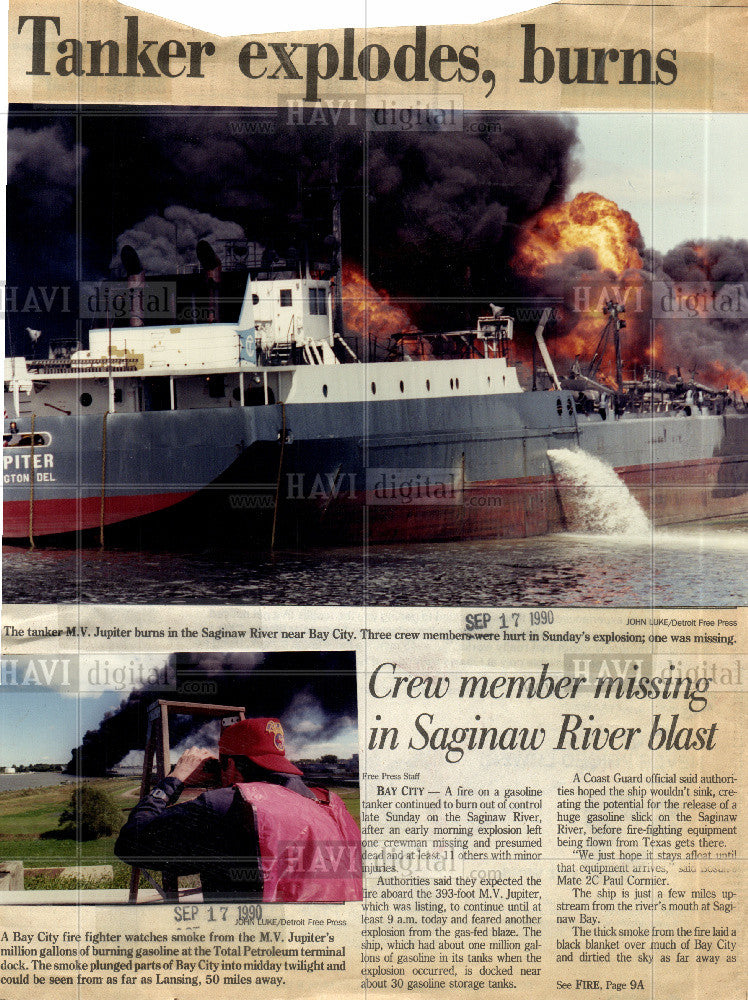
left=6, top=106, right=580, bottom=349
left=655, top=239, right=748, bottom=386
left=5, top=121, right=84, bottom=319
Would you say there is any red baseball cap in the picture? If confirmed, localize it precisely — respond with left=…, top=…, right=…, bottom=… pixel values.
left=219, top=718, right=302, bottom=776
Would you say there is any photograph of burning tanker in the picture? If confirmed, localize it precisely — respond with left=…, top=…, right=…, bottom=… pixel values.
left=0, top=651, right=361, bottom=903
left=3, top=108, right=746, bottom=605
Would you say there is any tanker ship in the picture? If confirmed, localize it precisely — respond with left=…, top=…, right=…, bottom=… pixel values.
left=3, top=240, right=746, bottom=545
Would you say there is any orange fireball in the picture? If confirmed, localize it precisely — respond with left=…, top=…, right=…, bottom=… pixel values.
left=513, top=192, right=643, bottom=278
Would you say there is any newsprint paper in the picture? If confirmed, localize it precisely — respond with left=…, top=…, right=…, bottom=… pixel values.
left=1, top=1, right=746, bottom=999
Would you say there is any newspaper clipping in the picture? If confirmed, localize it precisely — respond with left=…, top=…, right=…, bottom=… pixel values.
left=1, top=0, right=746, bottom=998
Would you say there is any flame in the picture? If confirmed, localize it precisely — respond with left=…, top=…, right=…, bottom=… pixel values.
left=646, top=328, right=666, bottom=365
left=700, top=360, right=748, bottom=397
left=510, top=195, right=747, bottom=394
left=341, top=264, right=417, bottom=351
left=338, top=218, right=747, bottom=397
left=513, top=192, right=643, bottom=279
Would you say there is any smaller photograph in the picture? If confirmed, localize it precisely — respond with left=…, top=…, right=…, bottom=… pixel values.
left=0, top=651, right=361, bottom=904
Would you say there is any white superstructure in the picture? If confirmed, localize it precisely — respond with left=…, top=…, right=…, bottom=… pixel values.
left=5, top=270, right=521, bottom=424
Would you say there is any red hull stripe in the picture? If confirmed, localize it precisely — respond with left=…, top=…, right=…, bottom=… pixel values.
left=3, top=455, right=746, bottom=540
left=3, top=491, right=196, bottom=538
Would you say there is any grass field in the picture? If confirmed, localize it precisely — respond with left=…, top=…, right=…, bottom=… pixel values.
left=0, top=777, right=360, bottom=891
left=0, top=778, right=139, bottom=889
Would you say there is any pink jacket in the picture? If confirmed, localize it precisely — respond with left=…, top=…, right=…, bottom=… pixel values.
left=236, top=782, right=363, bottom=902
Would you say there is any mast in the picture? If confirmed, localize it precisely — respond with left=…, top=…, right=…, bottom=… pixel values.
left=588, top=301, right=627, bottom=394
left=603, top=300, right=626, bottom=394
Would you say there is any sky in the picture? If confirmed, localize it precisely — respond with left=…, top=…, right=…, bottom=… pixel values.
left=0, top=0, right=541, bottom=305
left=0, top=653, right=172, bottom=765
left=0, top=690, right=125, bottom=766
left=3, top=1, right=746, bottom=312
left=124, top=0, right=747, bottom=254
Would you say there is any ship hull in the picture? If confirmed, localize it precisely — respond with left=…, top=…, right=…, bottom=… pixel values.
left=4, top=393, right=746, bottom=544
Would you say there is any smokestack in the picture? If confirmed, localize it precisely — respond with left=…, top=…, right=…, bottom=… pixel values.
left=197, top=239, right=222, bottom=323
left=120, top=244, right=145, bottom=327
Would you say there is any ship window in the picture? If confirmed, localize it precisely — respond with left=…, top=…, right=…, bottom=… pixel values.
left=114, top=388, right=123, bottom=404
left=487, top=376, right=491, bottom=386
left=280, top=289, right=293, bottom=307
left=399, top=381, right=404, bottom=393
left=3, top=432, right=50, bottom=448
left=426, top=380, right=430, bottom=391
left=322, top=384, right=328, bottom=397
left=449, top=378, right=454, bottom=390
left=207, top=375, right=225, bottom=398
left=371, top=382, right=376, bottom=395
left=456, top=378, right=460, bottom=389
left=80, top=392, right=92, bottom=407
left=309, top=287, right=327, bottom=315
left=252, top=294, right=259, bottom=304
left=556, top=398, right=563, bottom=415
left=567, top=398, right=573, bottom=415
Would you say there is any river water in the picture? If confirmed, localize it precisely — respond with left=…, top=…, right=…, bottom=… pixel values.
left=0, top=772, right=77, bottom=793
left=3, top=519, right=746, bottom=607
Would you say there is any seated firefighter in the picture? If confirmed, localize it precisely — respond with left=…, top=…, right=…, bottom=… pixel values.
left=115, top=717, right=362, bottom=902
